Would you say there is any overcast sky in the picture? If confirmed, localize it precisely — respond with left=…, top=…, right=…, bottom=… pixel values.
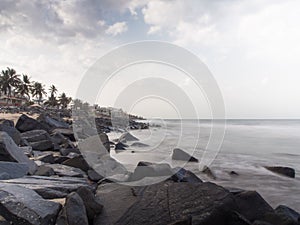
left=1, top=0, right=300, bottom=118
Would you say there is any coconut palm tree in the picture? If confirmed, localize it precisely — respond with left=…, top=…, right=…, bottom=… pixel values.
left=49, top=85, right=58, bottom=98
left=44, top=85, right=59, bottom=107
left=58, top=92, right=72, bottom=109
left=16, top=74, right=32, bottom=100
left=0, top=67, right=21, bottom=97
left=31, top=82, right=47, bottom=105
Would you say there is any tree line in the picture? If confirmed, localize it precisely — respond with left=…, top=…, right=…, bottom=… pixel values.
left=0, top=67, right=72, bottom=108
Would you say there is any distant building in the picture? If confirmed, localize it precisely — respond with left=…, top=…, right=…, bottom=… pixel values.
left=0, top=95, right=28, bottom=106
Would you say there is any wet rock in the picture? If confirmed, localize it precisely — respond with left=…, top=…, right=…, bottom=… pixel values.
left=47, top=164, right=86, bottom=177
left=99, top=133, right=110, bottom=152
left=76, top=186, right=103, bottom=223
left=0, top=184, right=61, bottom=225
left=95, top=181, right=236, bottom=225
left=275, top=205, right=300, bottom=222
left=234, top=191, right=274, bottom=222
left=56, top=192, right=88, bottom=225
left=34, top=165, right=55, bottom=176
left=0, top=132, right=37, bottom=174
left=115, top=142, right=128, bottom=150
left=171, top=167, right=202, bottom=183
left=0, top=162, right=28, bottom=179
left=265, top=166, right=295, bottom=178
left=62, top=155, right=90, bottom=172
left=129, top=162, right=173, bottom=181
left=0, top=176, right=92, bottom=199
left=16, top=114, right=46, bottom=132
left=201, top=165, right=217, bottom=180
left=0, top=124, right=21, bottom=145
left=119, top=132, right=139, bottom=142
left=172, top=148, right=198, bottom=162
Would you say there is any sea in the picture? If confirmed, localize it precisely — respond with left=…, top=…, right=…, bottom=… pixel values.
left=108, top=119, right=300, bottom=211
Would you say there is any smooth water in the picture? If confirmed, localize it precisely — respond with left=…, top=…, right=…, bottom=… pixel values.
left=108, top=119, right=300, bottom=211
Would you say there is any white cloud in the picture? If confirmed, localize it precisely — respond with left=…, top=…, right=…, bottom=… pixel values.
left=105, top=22, right=128, bottom=36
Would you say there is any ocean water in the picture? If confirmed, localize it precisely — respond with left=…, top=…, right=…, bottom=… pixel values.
left=108, top=119, right=300, bottom=211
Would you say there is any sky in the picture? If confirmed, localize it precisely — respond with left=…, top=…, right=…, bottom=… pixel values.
left=1, top=0, right=300, bottom=118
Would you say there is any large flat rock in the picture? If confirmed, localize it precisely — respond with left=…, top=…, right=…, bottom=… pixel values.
left=95, top=181, right=236, bottom=225
left=0, top=184, right=61, bottom=225
left=0, top=176, right=92, bottom=199
left=0, top=162, right=28, bottom=179
left=0, top=132, right=37, bottom=174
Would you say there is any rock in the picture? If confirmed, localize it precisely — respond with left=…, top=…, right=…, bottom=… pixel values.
left=234, top=191, right=274, bottom=222
left=0, top=173, right=10, bottom=180
left=229, top=171, right=239, bottom=176
left=34, top=165, right=55, bottom=176
left=30, top=139, right=54, bottom=151
left=262, top=211, right=299, bottom=225
left=54, top=156, right=70, bottom=164
left=20, top=129, right=51, bottom=143
left=275, top=205, right=300, bottom=222
left=51, top=132, right=68, bottom=145
left=129, top=162, right=173, bottom=181
left=76, top=186, right=103, bottom=223
left=87, top=169, right=103, bottom=182
left=20, top=146, right=33, bottom=157
left=62, top=155, right=90, bottom=172
left=252, top=221, right=274, bottom=225
left=265, top=166, right=295, bottom=178
left=172, top=148, right=198, bottom=162
left=0, top=119, right=14, bottom=127
left=47, top=164, right=86, bottom=178
left=171, top=167, right=202, bottom=183
left=56, top=192, right=89, bottom=225
left=115, top=142, right=128, bottom=150
left=95, top=181, right=236, bottom=225
left=16, top=114, right=46, bottom=132
left=119, top=132, right=139, bottom=142
left=99, top=132, right=110, bottom=152
left=0, top=132, right=37, bottom=174
left=131, top=142, right=149, bottom=147
left=52, top=128, right=75, bottom=142
left=37, top=114, right=69, bottom=132
left=0, top=162, right=28, bottom=179
left=0, top=184, right=61, bottom=225
left=36, top=153, right=55, bottom=164
left=0, top=176, right=92, bottom=199
left=60, top=148, right=80, bottom=156
left=201, top=165, right=217, bottom=180
left=0, top=124, right=21, bottom=145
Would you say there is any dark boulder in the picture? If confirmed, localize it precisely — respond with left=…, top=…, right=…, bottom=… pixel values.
left=115, top=142, right=128, bottom=150
left=34, top=165, right=55, bottom=176
left=87, top=169, right=104, bottom=182
left=47, top=164, right=86, bottom=178
left=265, top=166, right=295, bottom=178
left=76, top=186, right=103, bottom=223
left=36, top=153, right=55, bottom=164
left=171, top=167, right=202, bottom=183
left=30, top=139, right=54, bottom=151
left=16, top=114, right=45, bottom=132
left=275, top=205, right=300, bottom=222
left=0, top=132, right=37, bottom=174
left=172, top=148, right=198, bottom=162
left=119, top=132, right=139, bottom=142
left=0, top=119, right=14, bottom=127
left=37, top=114, right=69, bottom=132
left=20, top=129, right=51, bottom=143
left=99, top=132, right=110, bottom=152
left=62, top=155, right=90, bottom=172
left=0, top=184, right=61, bottom=225
left=0, top=162, right=28, bottom=179
left=56, top=192, right=88, bottom=225
left=201, top=165, right=217, bottom=180
left=95, top=181, right=236, bottom=225
left=234, top=191, right=274, bottom=222
left=60, top=148, right=81, bottom=156
left=0, top=124, right=21, bottom=145
left=52, top=128, right=75, bottom=142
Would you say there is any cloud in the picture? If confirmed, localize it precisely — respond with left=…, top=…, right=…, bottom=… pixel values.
left=105, top=22, right=128, bottom=36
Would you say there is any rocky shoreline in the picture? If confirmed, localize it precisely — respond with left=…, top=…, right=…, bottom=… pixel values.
left=0, top=110, right=299, bottom=225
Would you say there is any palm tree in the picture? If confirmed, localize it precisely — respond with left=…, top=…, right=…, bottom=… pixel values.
left=0, top=67, right=21, bottom=97
left=16, top=74, right=32, bottom=100
left=31, top=82, right=47, bottom=105
left=58, top=92, right=72, bottom=109
left=49, top=85, right=58, bottom=98
left=44, top=85, right=58, bottom=107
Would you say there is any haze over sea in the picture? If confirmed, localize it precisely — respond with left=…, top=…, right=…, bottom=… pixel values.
left=109, top=119, right=300, bottom=211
